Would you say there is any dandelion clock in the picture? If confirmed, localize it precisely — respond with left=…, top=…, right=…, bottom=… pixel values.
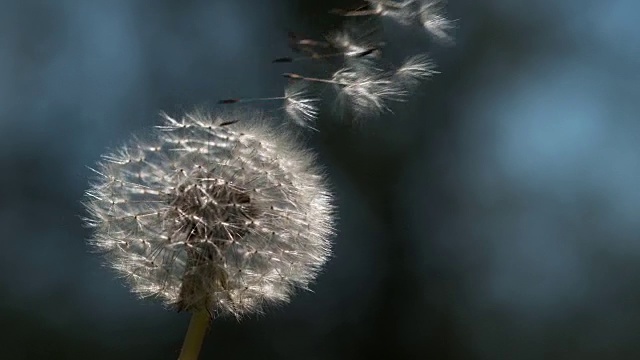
left=84, top=112, right=335, bottom=359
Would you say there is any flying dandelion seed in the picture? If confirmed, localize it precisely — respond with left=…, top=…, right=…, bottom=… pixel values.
left=418, top=1, right=454, bottom=42
left=393, top=54, right=437, bottom=90
left=333, top=0, right=453, bottom=42
left=283, top=81, right=320, bottom=128
left=217, top=82, right=319, bottom=129
left=331, top=67, right=406, bottom=116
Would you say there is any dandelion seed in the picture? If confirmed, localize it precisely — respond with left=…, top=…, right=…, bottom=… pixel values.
left=285, top=67, right=408, bottom=117
left=275, top=25, right=382, bottom=68
left=287, top=31, right=332, bottom=60
left=283, top=82, right=320, bottom=129
left=84, top=111, right=334, bottom=317
left=332, top=67, right=406, bottom=116
left=333, top=0, right=453, bottom=42
left=288, top=30, right=332, bottom=51
left=393, top=53, right=437, bottom=89
left=333, top=0, right=416, bottom=25
left=327, top=23, right=384, bottom=70
left=370, top=0, right=417, bottom=25
left=218, top=83, right=319, bottom=128
left=418, top=0, right=454, bottom=42
left=272, top=47, right=379, bottom=64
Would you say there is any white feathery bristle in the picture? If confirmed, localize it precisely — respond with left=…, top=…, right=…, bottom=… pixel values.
left=284, top=82, right=319, bottom=129
left=363, top=0, right=453, bottom=43
left=419, top=1, right=454, bottom=42
left=328, top=23, right=383, bottom=69
left=367, top=0, right=416, bottom=25
left=393, top=54, right=437, bottom=89
left=332, top=67, right=407, bottom=117
left=84, top=111, right=335, bottom=317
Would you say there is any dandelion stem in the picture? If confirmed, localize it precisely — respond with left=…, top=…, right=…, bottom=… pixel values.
left=178, top=309, right=211, bottom=360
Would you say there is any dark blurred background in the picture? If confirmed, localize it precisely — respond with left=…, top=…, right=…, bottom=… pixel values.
left=1, top=0, right=639, bottom=359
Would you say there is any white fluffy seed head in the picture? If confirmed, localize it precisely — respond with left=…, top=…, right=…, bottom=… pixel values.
left=84, top=111, right=335, bottom=317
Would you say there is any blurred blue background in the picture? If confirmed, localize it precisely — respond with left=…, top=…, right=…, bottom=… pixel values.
left=1, top=0, right=639, bottom=359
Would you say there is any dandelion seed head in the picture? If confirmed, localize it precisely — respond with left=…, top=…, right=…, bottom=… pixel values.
left=84, top=111, right=334, bottom=317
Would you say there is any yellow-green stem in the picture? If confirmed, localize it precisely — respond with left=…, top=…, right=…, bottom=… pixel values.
left=178, top=309, right=211, bottom=360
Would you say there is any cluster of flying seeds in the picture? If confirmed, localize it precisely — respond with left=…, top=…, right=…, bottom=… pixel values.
left=219, top=0, right=452, bottom=127
left=85, top=113, right=334, bottom=317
